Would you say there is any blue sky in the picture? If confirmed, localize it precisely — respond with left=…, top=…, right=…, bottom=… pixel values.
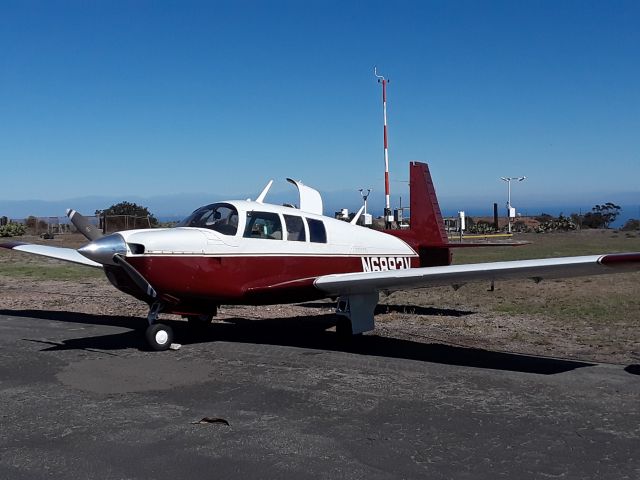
left=1, top=0, right=638, bottom=217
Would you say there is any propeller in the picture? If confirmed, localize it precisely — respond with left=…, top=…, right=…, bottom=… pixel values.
left=113, top=254, right=157, bottom=299
left=77, top=232, right=158, bottom=300
left=66, top=209, right=103, bottom=241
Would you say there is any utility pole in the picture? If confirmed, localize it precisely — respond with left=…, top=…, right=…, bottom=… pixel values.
left=500, top=176, right=526, bottom=233
left=374, top=66, right=393, bottom=229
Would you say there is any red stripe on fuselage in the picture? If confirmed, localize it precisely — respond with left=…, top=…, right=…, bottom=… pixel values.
left=127, top=254, right=421, bottom=309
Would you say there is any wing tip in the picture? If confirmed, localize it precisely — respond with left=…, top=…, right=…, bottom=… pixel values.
left=0, top=241, right=28, bottom=250
left=599, top=252, right=640, bottom=266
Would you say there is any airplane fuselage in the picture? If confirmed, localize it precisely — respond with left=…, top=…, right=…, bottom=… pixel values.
left=107, top=200, right=419, bottom=315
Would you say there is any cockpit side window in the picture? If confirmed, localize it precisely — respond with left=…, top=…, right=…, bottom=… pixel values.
left=244, top=211, right=283, bottom=240
left=284, top=215, right=306, bottom=242
left=306, top=218, right=327, bottom=243
left=177, top=203, right=239, bottom=236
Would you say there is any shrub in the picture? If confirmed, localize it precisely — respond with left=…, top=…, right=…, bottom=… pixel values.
left=0, top=223, right=26, bottom=237
left=534, top=215, right=577, bottom=233
left=512, top=220, right=531, bottom=233
left=621, top=218, right=640, bottom=231
left=468, top=221, right=496, bottom=234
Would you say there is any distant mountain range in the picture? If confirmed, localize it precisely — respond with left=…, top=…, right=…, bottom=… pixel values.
left=2, top=190, right=638, bottom=228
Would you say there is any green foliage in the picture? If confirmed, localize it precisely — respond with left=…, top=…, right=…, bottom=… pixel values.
left=468, top=221, right=496, bottom=234
left=97, top=201, right=158, bottom=226
left=582, top=202, right=621, bottom=229
left=621, top=218, right=640, bottom=231
left=534, top=215, right=577, bottom=233
left=0, top=223, right=26, bottom=237
left=512, top=220, right=530, bottom=233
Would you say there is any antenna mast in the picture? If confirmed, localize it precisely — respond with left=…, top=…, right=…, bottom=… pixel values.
left=374, top=66, right=393, bottom=228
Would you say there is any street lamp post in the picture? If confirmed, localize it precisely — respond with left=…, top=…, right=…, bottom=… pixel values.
left=500, top=176, right=526, bottom=233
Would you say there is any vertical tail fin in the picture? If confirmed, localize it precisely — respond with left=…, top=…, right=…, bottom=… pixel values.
left=385, top=162, right=451, bottom=266
left=408, top=161, right=448, bottom=246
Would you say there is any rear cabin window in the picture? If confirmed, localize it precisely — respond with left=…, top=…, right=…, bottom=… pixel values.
left=177, top=203, right=239, bottom=236
left=306, top=218, right=327, bottom=243
left=244, top=212, right=283, bottom=240
left=284, top=215, right=306, bottom=242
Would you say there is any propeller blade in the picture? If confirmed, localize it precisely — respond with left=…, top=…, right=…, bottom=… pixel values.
left=66, top=209, right=103, bottom=241
left=113, top=254, right=157, bottom=299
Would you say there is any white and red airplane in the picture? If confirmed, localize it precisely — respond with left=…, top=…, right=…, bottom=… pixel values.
left=2, top=162, right=639, bottom=350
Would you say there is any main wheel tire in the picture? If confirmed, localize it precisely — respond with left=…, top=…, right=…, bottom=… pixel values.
left=146, top=323, right=174, bottom=351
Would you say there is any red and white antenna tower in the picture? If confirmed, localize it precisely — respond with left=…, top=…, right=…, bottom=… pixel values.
left=374, top=66, right=394, bottom=228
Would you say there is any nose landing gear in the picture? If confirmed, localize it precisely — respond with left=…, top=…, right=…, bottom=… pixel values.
left=145, top=302, right=174, bottom=351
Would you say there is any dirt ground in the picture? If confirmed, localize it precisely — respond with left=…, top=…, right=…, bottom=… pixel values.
left=1, top=231, right=639, bottom=365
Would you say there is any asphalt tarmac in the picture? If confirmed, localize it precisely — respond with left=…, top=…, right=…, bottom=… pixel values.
left=1, top=310, right=639, bottom=480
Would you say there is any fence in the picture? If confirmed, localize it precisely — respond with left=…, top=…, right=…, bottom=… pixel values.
left=6, top=215, right=153, bottom=236
left=101, top=215, right=152, bottom=233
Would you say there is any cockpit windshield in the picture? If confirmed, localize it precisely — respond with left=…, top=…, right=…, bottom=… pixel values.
left=177, top=203, right=239, bottom=236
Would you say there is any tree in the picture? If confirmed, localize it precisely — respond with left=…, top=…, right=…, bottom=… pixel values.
left=97, top=201, right=158, bottom=227
left=581, top=203, right=621, bottom=229
left=25, top=216, right=48, bottom=233
left=621, top=218, right=640, bottom=231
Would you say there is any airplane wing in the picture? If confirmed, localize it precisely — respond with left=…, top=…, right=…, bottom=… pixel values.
left=0, top=242, right=103, bottom=268
left=314, top=253, right=640, bottom=296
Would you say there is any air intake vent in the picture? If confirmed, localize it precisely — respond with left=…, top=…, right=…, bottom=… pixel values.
left=128, top=243, right=145, bottom=255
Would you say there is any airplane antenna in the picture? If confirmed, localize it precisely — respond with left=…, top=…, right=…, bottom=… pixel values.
left=256, top=180, right=274, bottom=204
left=374, top=66, right=393, bottom=229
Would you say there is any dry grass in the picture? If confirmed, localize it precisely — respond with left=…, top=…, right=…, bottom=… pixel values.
left=379, top=230, right=640, bottom=364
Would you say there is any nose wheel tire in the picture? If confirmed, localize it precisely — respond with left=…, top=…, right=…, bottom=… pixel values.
left=146, top=323, right=174, bottom=351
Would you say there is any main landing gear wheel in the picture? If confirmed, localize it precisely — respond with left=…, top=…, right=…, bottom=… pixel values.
left=146, top=323, right=174, bottom=351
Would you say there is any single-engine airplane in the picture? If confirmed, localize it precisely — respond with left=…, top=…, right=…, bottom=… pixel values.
left=2, top=162, right=639, bottom=350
